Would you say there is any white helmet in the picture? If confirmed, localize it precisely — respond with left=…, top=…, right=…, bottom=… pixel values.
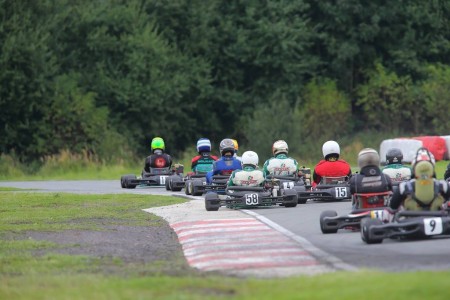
left=322, top=140, right=340, bottom=159
left=357, top=148, right=380, bottom=169
left=272, top=140, right=288, bottom=155
left=242, top=151, right=259, bottom=167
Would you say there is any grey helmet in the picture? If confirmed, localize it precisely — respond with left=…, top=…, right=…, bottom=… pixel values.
left=358, top=148, right=380, bottom=169
left=219, top=138, right=235, bottom=156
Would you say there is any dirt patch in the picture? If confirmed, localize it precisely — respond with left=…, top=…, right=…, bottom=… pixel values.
left=21, top=220, right=198, bottom=276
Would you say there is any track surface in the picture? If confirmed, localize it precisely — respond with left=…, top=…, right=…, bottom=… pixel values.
left=1, top=180, right=449, bottom=272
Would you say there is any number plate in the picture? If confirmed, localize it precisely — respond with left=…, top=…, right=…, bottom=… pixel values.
left=423, top=217, right=443, bottom=235
left=245, top=193, right=259, bottom=205
left=160, top=176, right=168, bottom=185
left=335, top=187, right=348, bottom=198
left=283, top=182, right=294, bottom=189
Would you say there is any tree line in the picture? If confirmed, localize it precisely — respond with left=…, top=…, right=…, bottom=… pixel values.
left=1, top=0, right=450, bottom=163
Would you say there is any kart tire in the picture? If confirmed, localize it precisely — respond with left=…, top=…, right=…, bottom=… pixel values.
left=165, top=179, right=171, bottom=191
left=121, top=174, right=137, bottom=189
left=297, top=197, right=307, bottom=204
left=320, top=210, right=339, bottom=234
left=361, top=218, right=384, bottom=244
left=184, top=180, right=192, bottom=195
left=120, top=176, right=127, bottom=188
left=170, top=176, right=183, bottom=192
left=205, top=193, right=220, bottom=211
left=192, top=180, right=204, bottom=196
left=284, top=189, right=298, bottom=207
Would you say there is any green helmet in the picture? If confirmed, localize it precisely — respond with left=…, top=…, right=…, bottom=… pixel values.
left=151, top=137, right=165, bottom=152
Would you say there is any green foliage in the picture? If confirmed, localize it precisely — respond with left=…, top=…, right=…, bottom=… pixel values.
left=243, top=96, right=299, bottom=158
left=1, top=0, right=450, bottom=166
left=300, top=78, right=351, bottom=141
left=356, top=63, right=416, bottom=132
left=420, top=64, right=450, bottom=135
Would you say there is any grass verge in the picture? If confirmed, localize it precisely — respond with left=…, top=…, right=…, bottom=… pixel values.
left=0, top=191, right=449, bottom=299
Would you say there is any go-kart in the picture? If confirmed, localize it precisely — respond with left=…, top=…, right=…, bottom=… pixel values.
left=184, top=173, right=208, bottom=196
left=204, top=179, right=298, bottom=211
left=298, top=176, right=351, bottom=203
left=361, top=207, right=450, bottom=244
left=319, top=191, right=392, bottom=234
left=165, top=171, right=208, bottom=195
left=200, top=174, right=231, bottom=196
left=266, top=173, right=308, bottom=204
left=121, top=167, right=172, bottom=189
left=121, top=164, right=184, bottom=189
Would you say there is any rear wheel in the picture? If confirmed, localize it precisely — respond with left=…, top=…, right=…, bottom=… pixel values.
left=121, top=174, right=137, bottom=189
left=170, top=176, right=183, bottom=192
left=165, top=179, right=171, bottom=191
left=184, top=180, right=192, bottom=195
left=120, top=176, right=127, bottom=188
left=320, top=210, right=338, bottom=234
left=192, top=180, right=204, bottom=196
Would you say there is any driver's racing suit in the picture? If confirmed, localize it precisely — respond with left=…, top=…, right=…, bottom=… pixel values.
left=191, top=152, right=218, bottom=174
left=312, top=159, right=351, bottom=188
left=206, top=156, right=242, bottom=184
left=263, top=153, right=299, bottom=177
left=382, top=163, right=412, bottom=184
left=350, top=165, right=392, bottom=194
left=228, top=165, right=265, bottom=187
left=389, top=179, right=450, bottom=211
left=144, top=153, right=172, bottom=172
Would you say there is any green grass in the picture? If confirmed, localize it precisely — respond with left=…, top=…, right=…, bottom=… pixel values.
left=0, top=187, right=29, bottom=191
left=1, top=270, right=450, bottom=300
left=1, top=191, right=450, bottom=299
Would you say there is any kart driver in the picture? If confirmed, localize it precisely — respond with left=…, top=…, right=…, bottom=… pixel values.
left=381, top=148, right=412, bottom=184
left=232, top=139, right=242, bottom=161
left=389, top=147, right=450, bottom=211
left=228, top=151, right=265, bottom=187
left=144, top=137, right=172, bottom=172
left=444, top=163, right=450, bottom=181
left=350, top=148, right=392, bottom=195
left=312, top=140, right=352, bottom=188
left=206, top=138, right=242, bottom=184
left=263, top=140, right=299, bottom=177
left=190, top=138, right=218, bottom=174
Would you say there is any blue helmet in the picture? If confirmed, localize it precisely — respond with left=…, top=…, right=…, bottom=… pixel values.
left=196, top=138, right=211, bottom=153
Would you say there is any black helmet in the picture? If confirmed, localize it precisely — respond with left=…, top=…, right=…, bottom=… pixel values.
left=386, top=148, right=403, bottom=164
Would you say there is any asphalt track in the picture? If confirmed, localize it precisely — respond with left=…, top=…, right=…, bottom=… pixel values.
left=1, top=180, right=449, bottom=273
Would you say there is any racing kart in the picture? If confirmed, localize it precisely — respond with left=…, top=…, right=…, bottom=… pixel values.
left=184, top=173, right=208, bottom=196
left=361, top=208, right=450, bottom=244
left=319, top=191, right=392, bottom=234
left=165, top=171, right=208, bottom=196
left=198, top=174, right=231, bottom=196
left=204, top=179, right=298, bottom=211
left=266, top=173, right=308, bottom=204
left=298, top=176, right=351, bottom=203
left=121, top=164, right=184, bottom=189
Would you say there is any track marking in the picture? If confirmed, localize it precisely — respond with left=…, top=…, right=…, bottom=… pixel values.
left=169, top=217, right=344, bottom=276
left=242, top=209, right=358, bottom=271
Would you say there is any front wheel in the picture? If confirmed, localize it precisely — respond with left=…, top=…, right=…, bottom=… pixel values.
left=320, top=210, right=338, bottom=234
left=361, top=218, right=384, bottom=244
left=205, top=193, right=220, bottom=211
